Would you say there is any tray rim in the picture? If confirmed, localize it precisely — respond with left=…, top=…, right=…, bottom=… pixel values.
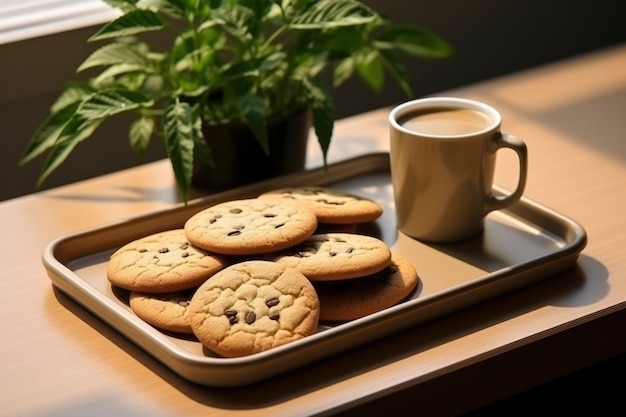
left=42, top=152, right=588, bottom=386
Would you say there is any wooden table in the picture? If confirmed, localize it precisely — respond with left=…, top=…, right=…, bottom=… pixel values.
left=2, top=44, right=625, bottom=417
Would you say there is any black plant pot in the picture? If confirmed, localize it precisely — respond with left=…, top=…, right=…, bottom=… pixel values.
left=192, top=109, right=312, bottom=191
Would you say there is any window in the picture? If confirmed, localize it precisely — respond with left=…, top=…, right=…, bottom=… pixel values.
left=0, top=0, right=118, bottom=45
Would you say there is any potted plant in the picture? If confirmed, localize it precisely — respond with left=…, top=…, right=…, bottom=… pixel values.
left=19, top=0, right=451, bottom=203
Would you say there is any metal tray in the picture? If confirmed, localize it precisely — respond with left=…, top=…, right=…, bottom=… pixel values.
left=42, top=152, right=587, bottom=387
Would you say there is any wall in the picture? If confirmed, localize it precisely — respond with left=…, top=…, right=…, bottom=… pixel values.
left=2, top=0, right=625, bottom=201
left=333, top=0, right=626, bottom=116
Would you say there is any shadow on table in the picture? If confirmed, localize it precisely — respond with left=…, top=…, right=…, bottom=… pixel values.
left=50, top=253, right=607, bottom=413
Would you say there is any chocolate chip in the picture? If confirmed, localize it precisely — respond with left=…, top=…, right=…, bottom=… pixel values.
left=346, top=247, right=354, bottom=253
left=264, top=213, right=277, bottom=218
left=158, top=247, right=169, bottom=253
left=181, top=252, right=190, bottom=258
left=209, top=214, right=223, bottom=224
left=224, top=309, right=238, bottom=324
left=274, top=223, right=285, bottom=229
left=269, top=313, right=280, bottom=320
left=229, top=208, right=243, bottom=214
left=226, top=225, right=245, bottom=236
left=245, top=311, right=256, bottom=324
left=329, top=251, right=337, bottom=257
left=179, top=242, right=189, bottom=250
left=138, top=248, right=147, bottom=253
left=266, top=297, right=279, bottom=307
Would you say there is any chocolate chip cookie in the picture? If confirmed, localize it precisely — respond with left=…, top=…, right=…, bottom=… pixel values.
left=313, top=253, right=419, bottom=321
left=187, top=260, right=320, bottom=357
left=184, top=198, right=318, bottom=255
left=129, top=290, right=194, bottom=334
left=107, top=229, right=229, bottom=293
left=258, top=186, right=383, bottom=224
left=268, top=232, right=392, bottom=281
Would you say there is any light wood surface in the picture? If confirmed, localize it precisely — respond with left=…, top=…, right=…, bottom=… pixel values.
left=2, top=44, right=625, bottom=417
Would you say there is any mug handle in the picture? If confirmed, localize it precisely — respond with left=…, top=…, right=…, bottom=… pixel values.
left=485, top=133, right=528, bottom=213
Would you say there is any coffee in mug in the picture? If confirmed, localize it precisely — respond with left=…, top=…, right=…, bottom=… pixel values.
left=389, top=97, right=528, bottom=242
left=399, top=107, right=492, bottom=136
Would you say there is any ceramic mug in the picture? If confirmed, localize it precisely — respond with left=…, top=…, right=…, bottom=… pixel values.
left=389, top=97, right=528, bottom=242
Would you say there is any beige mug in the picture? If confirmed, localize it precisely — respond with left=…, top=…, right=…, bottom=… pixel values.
left=389, top=97, right=528, bottom=242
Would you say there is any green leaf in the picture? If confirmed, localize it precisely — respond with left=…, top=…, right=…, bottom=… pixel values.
left=156, top=0, right=190, bottom=18
left=258, top=51, right=286, bottom=73
left=163, top=101, right=196, bottom=203
left=237, top=94, right=268, bottom=154
left=302, top=78, right=333, bottom=163
left=89, top=9, right=163, bottom=41
left=220, top=60, right=258, bottom=84
left=101, top=0, right=139, bottom=12
left=333, top=57, right=355, bottom=87
left=290, top=0, right=378, bottom=29
left=36, top=120, right=103, bottom=187
left=136, top=0, right=205, bottom=19
left=210, top=3, right=257, bottom=42
left=50, top=84, right=94, bottom=113
left=129, top=116, right=155, bottom=155
left=376, top=25, right=452, bottom=58
left=73, top=89, right=153, bottom=125
left=189, top=105, right=211, bottom=166
left=192, top=128, right=213, bottom=167
left=169, top=30, right=220, bottom=96
left=19, top=101, right=80, bottom=165
left=77, top=42, right=150, bottom=72
left=355, top=49, right=384, bottom=92
left=310, top=25, right=368, bottom=56
left=93, top=63, right=152, bottom=84
left=238, top=0, right=273, bottom=20
left=377, top=49, right=413, bottom=96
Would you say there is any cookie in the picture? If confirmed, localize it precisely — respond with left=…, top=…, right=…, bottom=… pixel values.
left=187, top=260, right=320, bottom=357
left=107, top=229, right=229, bottom=293
left=268, top=233, right=392, bottom=281
left=313, top=253, right=419, bottom=321
left=129, top=290, right=194, bottom=334
left=258, top=186, right=383, bottom=224
left=184, top=198, right=318, bottom=255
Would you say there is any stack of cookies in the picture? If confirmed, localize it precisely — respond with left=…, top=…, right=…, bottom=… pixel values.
left=106, top=186, right=419, bottom=358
